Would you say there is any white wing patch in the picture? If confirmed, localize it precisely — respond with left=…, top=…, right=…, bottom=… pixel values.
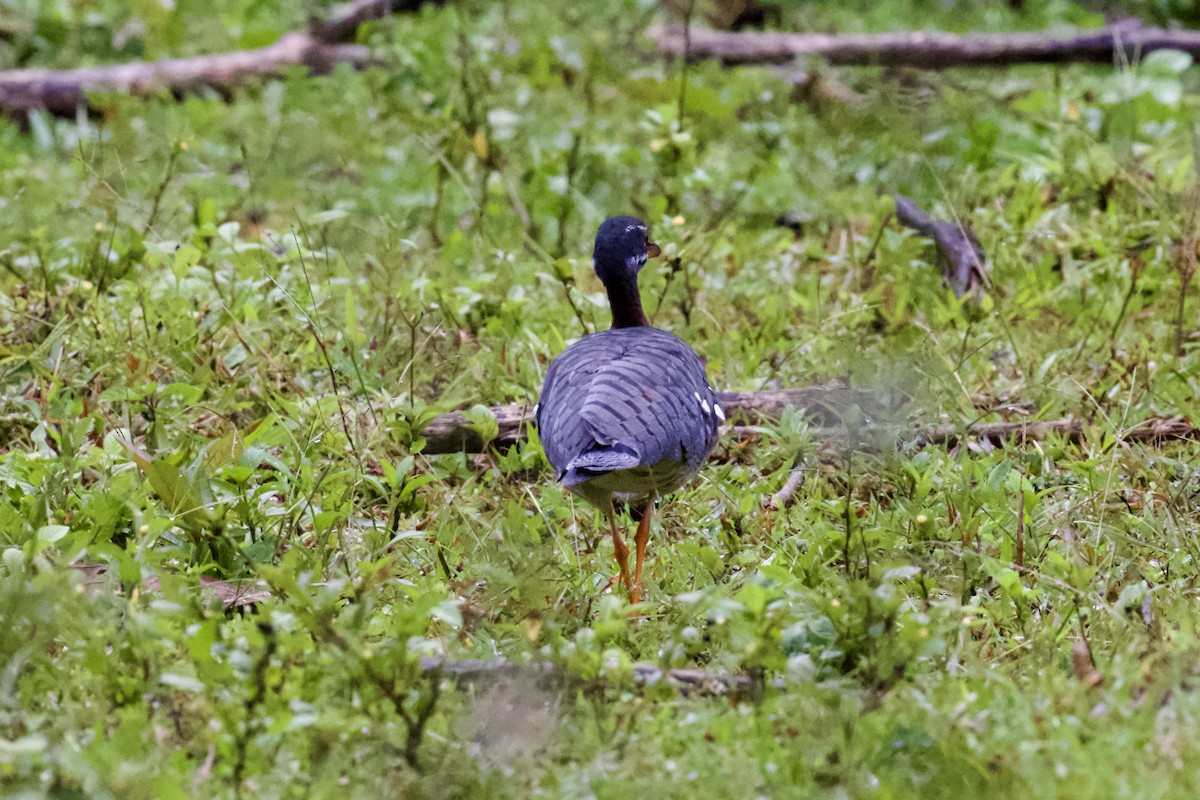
left=714, top=403, right=725, bottom=422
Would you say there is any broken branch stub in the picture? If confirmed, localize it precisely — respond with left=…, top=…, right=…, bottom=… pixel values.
left=894, top=195, right=989, bottom=297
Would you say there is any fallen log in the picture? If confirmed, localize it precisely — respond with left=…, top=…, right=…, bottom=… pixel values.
left=0, top=32, right=372, bottom=115
left=0, top=0, right=439, bottom=115
left=419, top=383, right=900, bottom=453
left=647, top=22, right=1200, bottom=69
left=418, top=388, right=1199, bottom=455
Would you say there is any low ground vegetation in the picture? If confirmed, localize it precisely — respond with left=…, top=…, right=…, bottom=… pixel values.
left=3, top=1, right=1200, bottom=797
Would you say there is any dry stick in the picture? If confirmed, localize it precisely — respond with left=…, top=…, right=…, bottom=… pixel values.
left=765, top=461, right=806, bottom=510
left=142, top=145, right=182, bottom=237
left=1015, top=487, right=1025, bottom=570
left=1177, top=235, right=1196, bottom=357
left=1176, top=174, right=1199, bottom=357
left=646, top=23, right=1200, bottom=69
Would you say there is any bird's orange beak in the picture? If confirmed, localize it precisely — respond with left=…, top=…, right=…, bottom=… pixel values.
left=646, top=241, right=661, bottom=259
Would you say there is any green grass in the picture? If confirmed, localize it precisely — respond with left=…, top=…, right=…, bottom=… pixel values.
left=4, top=0, right=1200, bottom=797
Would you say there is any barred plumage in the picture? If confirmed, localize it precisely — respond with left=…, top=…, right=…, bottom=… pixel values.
left=535, top=216, right=721, bottom=604
left=537, top=326, right=719, bottom=507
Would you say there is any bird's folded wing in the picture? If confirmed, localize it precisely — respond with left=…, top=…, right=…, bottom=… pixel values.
left=538, top=328, right=720, bottom=479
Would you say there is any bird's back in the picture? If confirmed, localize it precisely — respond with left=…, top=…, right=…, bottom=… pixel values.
left=537, top=326, right=721, bottom=505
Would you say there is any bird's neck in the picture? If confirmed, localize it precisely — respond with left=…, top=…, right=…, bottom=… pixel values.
left=605, top=277, right=649, bottom=328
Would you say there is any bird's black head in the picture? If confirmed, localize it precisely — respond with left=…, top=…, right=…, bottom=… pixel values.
left=592, top=216, right=661, bottom=287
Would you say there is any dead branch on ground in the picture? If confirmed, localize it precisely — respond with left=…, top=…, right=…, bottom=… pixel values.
left=419, top=384, right=899, bottom=453
left=418, top=392, right=1198, bottom=455
left=0, top=0, right=440, bottom=115
left=894, top=195, right=988, bottom=297
left=0, top=34, right=373, bottom=115
left=647, top=22, right=1200, bottom=69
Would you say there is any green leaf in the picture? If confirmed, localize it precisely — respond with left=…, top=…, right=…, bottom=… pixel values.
left=244, top=539, right=275, bottom=564
left=195, top=197, right=218, bottom=227
left=464, top=404, right=499, bottom=447
left=307, top=208, right=350, bottom=225
left=172, top=245, right=203, bottom=276
left=735, top=583, right=769, bottom=617
left=552, top=257, right=575, bottom=282
left=146, top=459, right=202, bottom=515
left=996, top=568, right=1023, bottom=596
left=2, top=549, right=24, bottom=573
left=202, top=428, right=247, bottom=472
left=159, top=382, right=204, bottom=404
left=882, top=565, right=921, bottom=583
left=430, top=598, right=462, bottom=627
left=160, top=673, right=206, bottom=693
left=344, top=289, right=363, bottom=345
left=35, top=525, right=70, bottom=544
left=0, top=734, right=48, bottom=757
left=1142, top=49, right=1192, bottom=76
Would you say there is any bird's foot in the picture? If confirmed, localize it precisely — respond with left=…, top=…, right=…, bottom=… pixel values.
left=598, top=575, right=644, bottom=616
left=598, top=573, right=621, bottom=596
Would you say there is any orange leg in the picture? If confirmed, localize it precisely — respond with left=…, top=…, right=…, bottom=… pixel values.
left=629, top=502, right=654, bottom=605
left=607, top=513, right=634, bottom=595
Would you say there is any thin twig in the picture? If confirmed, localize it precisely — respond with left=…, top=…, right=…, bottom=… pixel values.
left=765, top=462, right=806, bottom=510
left=676, top=0, right=696, bottom=126
left=142, top=145, right=181, bottom=237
